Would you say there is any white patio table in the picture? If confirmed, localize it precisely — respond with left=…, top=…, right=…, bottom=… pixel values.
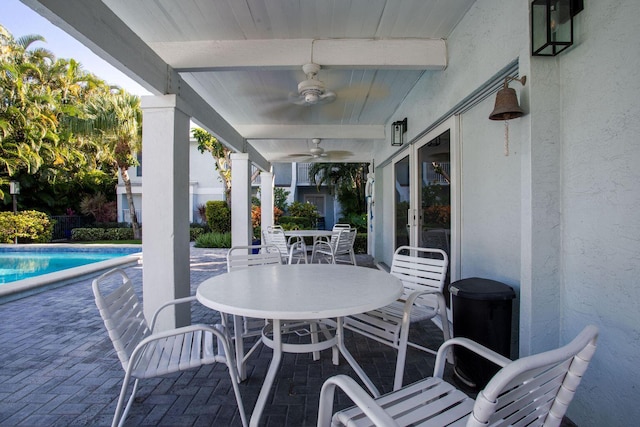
left=196, top=264, right=402, bottom=427
left=283, top=229, right=336, bottom=239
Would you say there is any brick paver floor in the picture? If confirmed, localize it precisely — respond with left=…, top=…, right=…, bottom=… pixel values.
left=0, top=246, right=454, bottom=426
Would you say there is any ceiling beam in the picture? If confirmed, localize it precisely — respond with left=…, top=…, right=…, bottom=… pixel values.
left=238, top=124, right=385, bottom=140
left=150, top=38, right=447, bottom=72
left=22, top=0, right=269, bottom=171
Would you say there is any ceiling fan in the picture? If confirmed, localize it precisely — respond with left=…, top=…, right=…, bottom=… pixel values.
left=288, top=63, right=336, bottom=106
left=286, top=138, right=353, bottom=162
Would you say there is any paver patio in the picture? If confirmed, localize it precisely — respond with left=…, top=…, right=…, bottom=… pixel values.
left=0, top=246, right=463, bottom=426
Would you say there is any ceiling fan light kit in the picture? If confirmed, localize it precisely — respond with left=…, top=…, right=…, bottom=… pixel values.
left=290, top=63, right=336, bottom=106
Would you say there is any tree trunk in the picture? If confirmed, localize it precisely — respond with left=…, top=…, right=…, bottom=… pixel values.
left=120, top=167, right=141, bottom=239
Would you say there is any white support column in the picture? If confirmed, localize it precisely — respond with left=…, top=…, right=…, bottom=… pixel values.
left=260, top=170, right=274, bottom=233
left=231, top=153, right=252, bottom=248
left=141, top=95, right=191, bottom=330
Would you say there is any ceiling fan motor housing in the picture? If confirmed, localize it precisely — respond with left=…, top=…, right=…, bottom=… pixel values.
left=298, top=80, right=324, bottom=104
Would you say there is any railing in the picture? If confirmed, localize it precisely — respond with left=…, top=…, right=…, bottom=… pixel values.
left=297, top=163, right=312, bottom=185
left=50, top=215, right=91, bottom=240
left=297, top=163, right=325, bottom=186
left=122, top=209, right=142, bottom=224
left=251, top=165, right=261, bottom=185
left=424, top=161, right=450, bottom=185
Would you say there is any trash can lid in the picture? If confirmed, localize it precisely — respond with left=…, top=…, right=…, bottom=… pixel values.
left=449, top=277, right=516, bottom=300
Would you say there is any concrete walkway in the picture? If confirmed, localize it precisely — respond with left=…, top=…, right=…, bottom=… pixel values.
left=0, top=246, right=450, bottom=426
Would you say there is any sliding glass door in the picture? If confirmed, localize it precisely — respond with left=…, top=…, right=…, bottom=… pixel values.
left=391, top=116, right=459, bottom=283
left=394, top=155, right=411, bottom=248
left=417, top=130, right=451, bottom=257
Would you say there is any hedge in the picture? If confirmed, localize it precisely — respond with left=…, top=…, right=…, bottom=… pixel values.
left=71, top=227, right=134, bottom=241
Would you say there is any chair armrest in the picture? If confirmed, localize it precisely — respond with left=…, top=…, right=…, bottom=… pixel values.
left=312, top=240, right=333, bottom=251
left=150, top=295, right=197, bottom=331
left=129, top=323, right=232, bottom=371
left=287, top=235, right=302, bottom=245
left=433, top=337, right=512, bottom=379
left=403, top=288, right=442, bottom=306
left=317, top=375, right=400, bottom=427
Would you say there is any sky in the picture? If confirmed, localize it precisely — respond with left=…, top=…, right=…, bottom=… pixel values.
left=1, top=0, right=151, bottom=96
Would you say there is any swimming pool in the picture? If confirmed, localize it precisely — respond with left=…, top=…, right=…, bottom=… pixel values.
left=0, top=244, right=142, bottom=301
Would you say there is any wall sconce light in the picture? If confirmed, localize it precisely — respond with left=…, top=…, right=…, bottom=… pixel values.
left=531, top=0, right=583, bottom=56
left=391, top=118, right=407, bottom=146
left=489, top=76, right=526, bottom=156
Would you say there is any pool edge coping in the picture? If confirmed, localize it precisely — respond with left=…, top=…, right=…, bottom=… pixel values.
left=0, top=244, right=142, bottom=303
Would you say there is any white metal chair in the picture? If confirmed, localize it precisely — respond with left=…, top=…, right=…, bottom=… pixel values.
left=310, top=228, right=357, bottom=265
left=262, top=225, right=308, bottom=264
left=92, top=268, right=247, bottom=427
left=344, top=246, right=450, bottom=390
left=332, top=223, right=352, bottom=231
left=318, top=325, right=599, bottom=427
left=226, top=245, right=283, bottom=380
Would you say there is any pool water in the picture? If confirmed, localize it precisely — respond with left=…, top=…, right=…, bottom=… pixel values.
left=0, top=247, right=141, bottom=284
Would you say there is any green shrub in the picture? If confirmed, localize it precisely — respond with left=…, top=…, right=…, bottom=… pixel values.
left=0, top=211, right=54, bottom=243
left=288, top=201, right=318, bottom=219
left=190, top=227, right=205, bottom=241
left=103, top=228, right=135, bottom=240
left=71, top=228, right=107, bottom=241
left=71, top=227, right=137, bottom=241
left=194, top=231, right=231, bottom=248
left=338, top=213, right=368, bottom=233
left=354, top=233, right=367, bottom=254
left=205, top=201, right=231, bottom=233
left=278, top=216, right=313, bottom=229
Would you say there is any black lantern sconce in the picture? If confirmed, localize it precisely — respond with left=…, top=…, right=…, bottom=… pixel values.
left=531, top=0, right=583, bottom=56
left=391, top=118, right=407, bottom=147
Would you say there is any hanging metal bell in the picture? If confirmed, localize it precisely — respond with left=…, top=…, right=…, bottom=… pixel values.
left=489, top=87, right=524, bottom=120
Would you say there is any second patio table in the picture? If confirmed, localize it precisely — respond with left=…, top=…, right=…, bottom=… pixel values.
left=196, top=264, right=402, bottom=427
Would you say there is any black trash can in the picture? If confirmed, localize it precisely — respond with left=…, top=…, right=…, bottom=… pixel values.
left=449, top=277, right=516, bottom=390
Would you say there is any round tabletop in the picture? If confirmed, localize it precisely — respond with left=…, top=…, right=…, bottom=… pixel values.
left=196, top=264, right=402, bottom=320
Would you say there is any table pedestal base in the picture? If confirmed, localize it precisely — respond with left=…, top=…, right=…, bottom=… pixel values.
left=249, top=318, right=381, bottom=427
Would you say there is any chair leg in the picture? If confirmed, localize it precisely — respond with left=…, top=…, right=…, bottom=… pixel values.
left=393, top=342, right=409, bottom=391
left=310, top=322, right=321, bottom=361
left=393, top=311, right=414, bottom=390
left=113, top=376, right=139, bottom=427
left=217, top=330, right=249, bottom=427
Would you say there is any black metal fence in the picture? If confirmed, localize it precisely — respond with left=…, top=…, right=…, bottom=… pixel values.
left=50, top=215, right=92, bottom=241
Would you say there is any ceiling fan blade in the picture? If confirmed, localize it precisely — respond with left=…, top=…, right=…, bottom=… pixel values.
left=317, top=91, right=336, bottom=104
left=324, top=150, right=354, bottom=161
left=288, top=92, right=308, bottom=105
left=264, top=101, right=308, bottom=121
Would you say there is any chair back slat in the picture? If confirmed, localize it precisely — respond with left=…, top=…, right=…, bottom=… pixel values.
left=390, top=246, right=448, bottom=301
left=469, top=325, right=599, bottom=427
left=93, top=269, right=151, bottom=371
left=335, top=229, right=356, bottom=254
left=227, top=245, right=283, bottom=271
left=262, top=227, right=290, bottom=261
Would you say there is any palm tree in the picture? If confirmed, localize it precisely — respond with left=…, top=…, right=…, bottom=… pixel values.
left=308, top=162, right=369, bottom=218
left=83, top=89, right=143, bottom=238
left=192, top=127, right=232, bottom=203
left=0, top=26, right=59, bottom=197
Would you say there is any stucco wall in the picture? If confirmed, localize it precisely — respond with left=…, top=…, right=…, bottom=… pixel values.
left=557, top=0, right=640, bottom=424
left=373, top=0, right=640, bottom=425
